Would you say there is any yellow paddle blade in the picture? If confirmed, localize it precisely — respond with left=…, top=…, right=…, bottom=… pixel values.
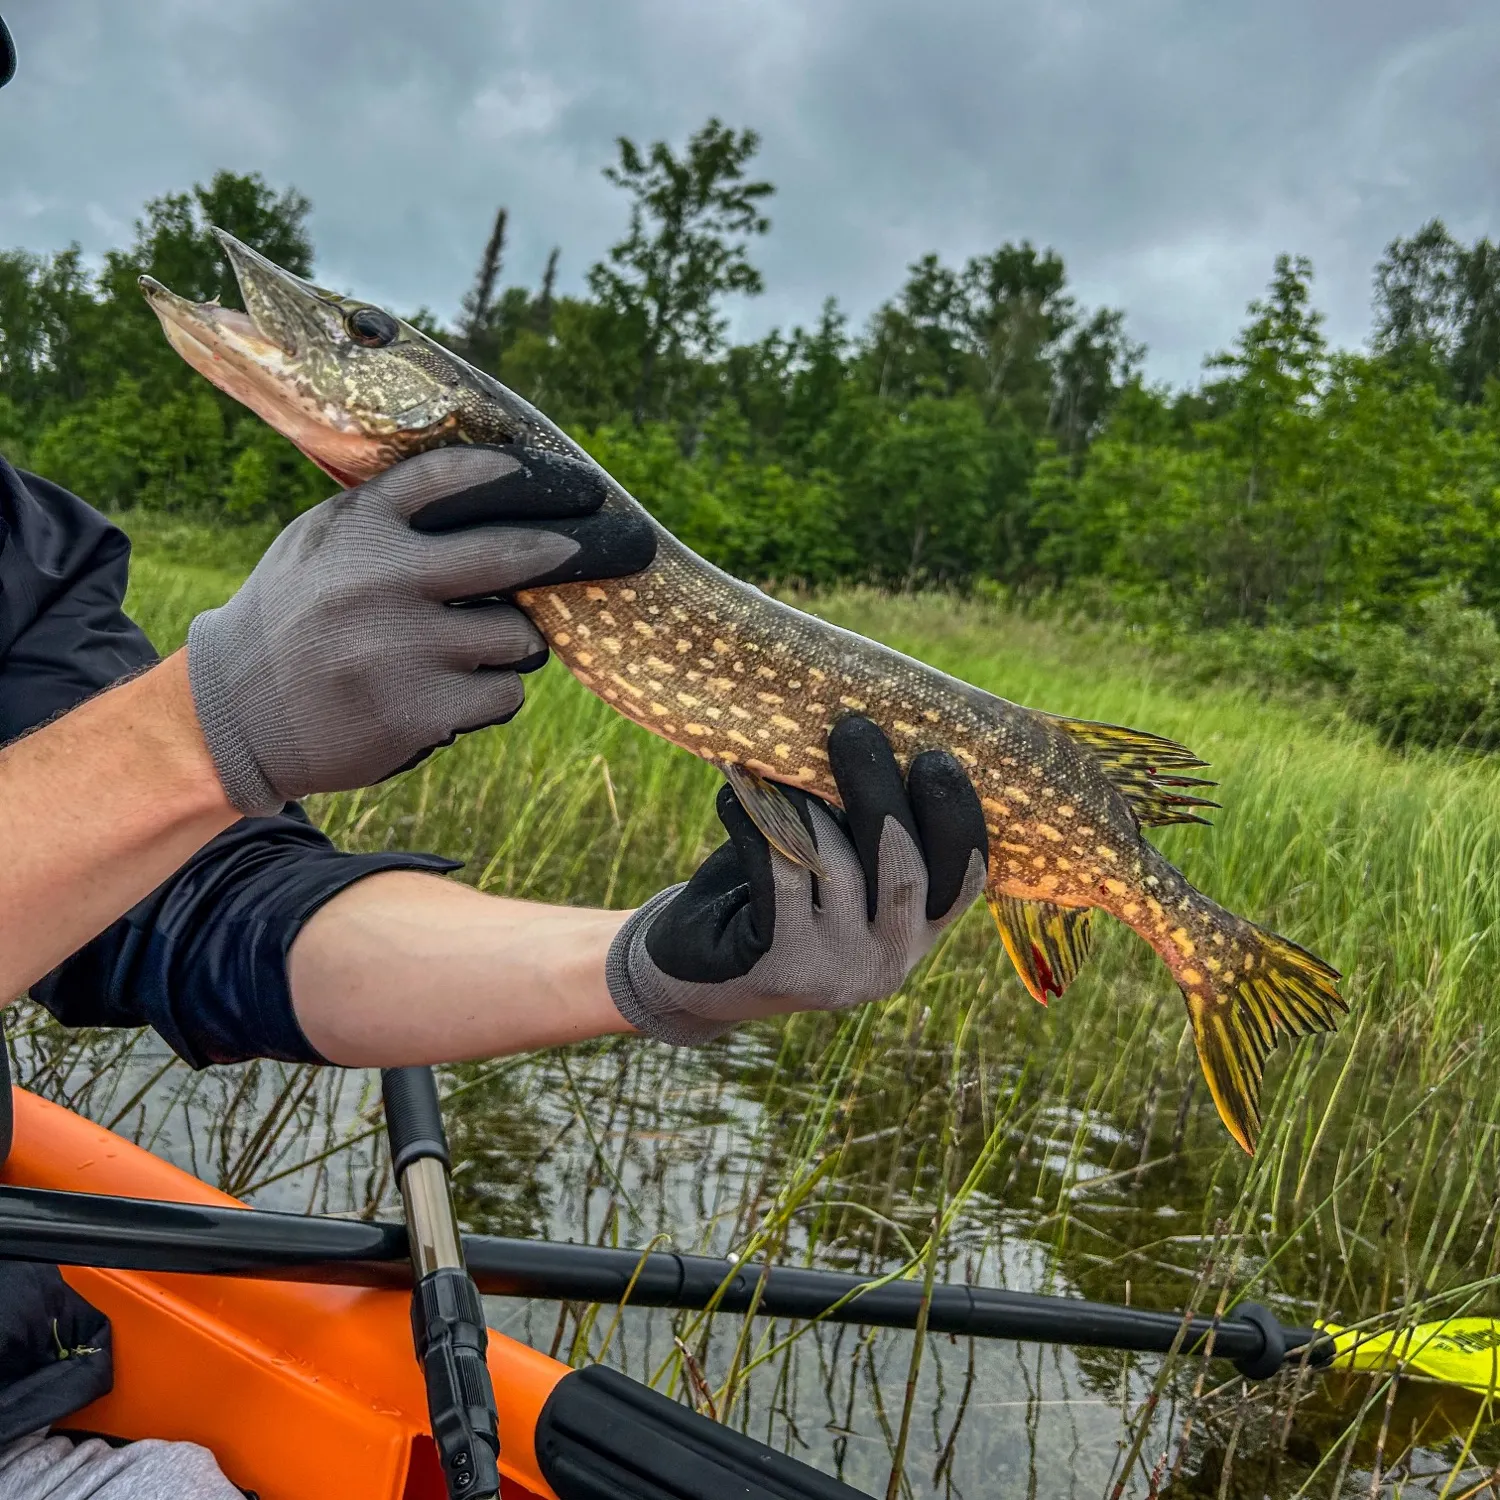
left=1320, top=1318, right=1500, bottom=1397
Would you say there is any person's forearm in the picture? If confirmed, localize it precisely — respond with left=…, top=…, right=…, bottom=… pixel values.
left=0, top=651, right=238, bottom=1001
left=286, top=871, right=637, bottom=1065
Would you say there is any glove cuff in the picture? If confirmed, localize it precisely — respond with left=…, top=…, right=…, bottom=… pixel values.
left=605, top=887, right=738, bottom=1047
left=187, top=609, right=286, bottom=818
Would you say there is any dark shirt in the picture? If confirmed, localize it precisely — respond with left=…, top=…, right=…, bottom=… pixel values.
left=0, top=457, right=458, bottom=1066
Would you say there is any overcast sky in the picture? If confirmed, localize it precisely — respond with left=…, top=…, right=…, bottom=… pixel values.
left=1, top=0, right=1496, bottom=388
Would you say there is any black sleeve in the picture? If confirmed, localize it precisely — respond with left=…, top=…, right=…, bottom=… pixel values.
left=0, top=458, right=459, bottom=1066
left=30, top=808, right=460, bottom=1067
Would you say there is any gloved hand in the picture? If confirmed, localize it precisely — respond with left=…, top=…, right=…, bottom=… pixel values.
left=606, top=716, right=990, bottom=1044
left=188, top=445, right=654, bottom=816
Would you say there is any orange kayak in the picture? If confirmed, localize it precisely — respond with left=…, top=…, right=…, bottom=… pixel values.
left=0, top=1088, right=869, bottom=1500
left=2, top=1088, right=560, bottom=1500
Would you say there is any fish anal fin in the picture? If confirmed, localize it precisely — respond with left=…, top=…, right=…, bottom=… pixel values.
left=987, top=892, right=1095, bottom=1006
left=722, top=763, right=827, bottom=878
left=1182, top=921, right=1344, bottom=1155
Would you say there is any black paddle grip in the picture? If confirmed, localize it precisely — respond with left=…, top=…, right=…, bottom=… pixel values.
left=413, top=1267, right=500, bottom=1499
left=382, top=1066, right=450, bottom=1177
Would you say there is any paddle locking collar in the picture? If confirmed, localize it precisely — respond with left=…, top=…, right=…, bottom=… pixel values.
left=382, top=1067, right=500, bottom=1500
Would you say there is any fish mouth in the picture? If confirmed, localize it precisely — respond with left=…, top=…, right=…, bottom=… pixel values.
left=140, top=229, right=395, bottom=488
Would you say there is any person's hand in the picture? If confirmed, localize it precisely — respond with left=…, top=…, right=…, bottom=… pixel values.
left=187, top=445, right=654, bottom=815
left=606, top=717, right=989, bottom=1043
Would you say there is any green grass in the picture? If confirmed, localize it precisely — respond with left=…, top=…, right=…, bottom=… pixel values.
left=29, top=517, right=1500, bottom=1497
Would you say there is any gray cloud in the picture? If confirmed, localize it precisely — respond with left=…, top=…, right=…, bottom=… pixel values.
left=2, top=0, right=1496, bottom=387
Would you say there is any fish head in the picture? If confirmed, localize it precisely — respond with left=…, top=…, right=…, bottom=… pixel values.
left=140, top=227, right=566, bottom=487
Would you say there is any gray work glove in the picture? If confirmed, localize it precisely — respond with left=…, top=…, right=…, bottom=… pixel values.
left=606, top=716, right=990, bottom=1044
left=188, top=445, right=655, bottom=816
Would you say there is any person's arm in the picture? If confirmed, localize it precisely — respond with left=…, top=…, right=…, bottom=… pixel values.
left=282, top=717, right=988, bottom=1068
left=0, top=652, right=237, bottom=1001
left=287, top=874, right=634, bottom=1065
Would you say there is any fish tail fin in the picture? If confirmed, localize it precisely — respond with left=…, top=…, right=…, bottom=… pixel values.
left=1039, top=714, right=1220, bottom=827
left=987, top=889, right=1095, bottom=1005
left=1180, top=912, right=1344, bottom=1155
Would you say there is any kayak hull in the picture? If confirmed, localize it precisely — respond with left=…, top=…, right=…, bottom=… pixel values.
left=1, top=1089, right=559, bottom=1500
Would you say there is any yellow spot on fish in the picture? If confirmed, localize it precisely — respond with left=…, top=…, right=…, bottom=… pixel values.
left=999, top=841, right=1030, bottom=854
left=981, top=797, right=1010, bottom=818
left=549, top=597, right=573, bottom=622
left=1205, top=956, right=1222, bottom=973
left=619, top=588, right=637, bottom=601
left=1032, top=855, right=1048, bottom=869
left=771, top=713, right=800, bottom=732
left=706, top=707, right=722, bottom=720
left=1146, top=897, right=1165, bottom=919
left=1122, top=902, right=1140, bottom=918
left=809, top=667, right=827, bottom=681
left=634, top=621, right=654, bottom=637
left=728, top=729, right=754, bottom=748
left=1038, top=824, right=1064, bottom=842
left=645, top=656, right=676, bottom=676
left=729, top=705, right=752, bottom=720
left=893, top=720, right=918, bottom=736
left=774, top=744, right=790, bottom=760
left=1056, top=857, right=1072, bottom=871
left=576, top=651, right=595, bottom=668
left=599, top=611, right=617, bottom=627
left=807, top=702, right=826, bottom=715
left=574, top=624, right=592, bottom=640
left=649, top=702, right=669, bottom=717
left=708, top=677, right=733, bottom=693
left=1171, top=928, right=1195, bottom=957
left=922, top=709, right=940, bottom=722
left=755, top=665, right=777, bottom=680
left=602, top=637, right=622, bottom=655
left=712, top=639, right=731, bottom=654
left=757, top=692, right=784, bottom=706
left=1004, top=786, right=1032, bottom=805
left=609, top=673, right=644, bottom=700
left=1058, top=805, right=1076, bottom=819
left=807, top=745, right=829, bottom=762
left=1096, top=845, right=1118, bottom=861
left=554, top=631, right=572, bottom=646
left=1182, top=968, right=1202, bottom=986
left=676, top=639, right=691, bottom=653
left=840, top=695, right=866, bottom=711
left=793, top=767, right=817, bottom=782
left=1104, top=878, right=1128, bottom=896
left=1223, top=971, right=1236, bottom=985
left=676, top=693, right=701, bottom=709
left=684, top=723, right=711, bottom=737
left=585, top=587, right=608, bottom=602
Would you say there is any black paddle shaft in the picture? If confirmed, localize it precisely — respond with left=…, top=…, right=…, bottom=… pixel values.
left=0, top=1181, right=1333, bottom=1376
left=382, top=1067, right=501, bottom=1500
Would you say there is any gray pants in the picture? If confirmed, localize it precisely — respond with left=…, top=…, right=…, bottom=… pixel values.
left=0, top=1434, right=241, bottom=1500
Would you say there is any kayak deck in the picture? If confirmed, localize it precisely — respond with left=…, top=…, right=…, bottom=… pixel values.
left=1, top=1089, right=559, bottom=1500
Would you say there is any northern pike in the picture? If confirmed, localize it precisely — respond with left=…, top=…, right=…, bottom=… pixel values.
left=141, top=230, right=1344, bottom=1153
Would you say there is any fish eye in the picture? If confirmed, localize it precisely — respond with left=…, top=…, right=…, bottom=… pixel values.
left=345, top=305, right=399, bottom=347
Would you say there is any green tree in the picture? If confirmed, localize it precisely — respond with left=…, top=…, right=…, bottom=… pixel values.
left=588, top=118, right=774, bottom=426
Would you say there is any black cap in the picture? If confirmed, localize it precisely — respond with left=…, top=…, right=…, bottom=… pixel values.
left=0, top=16, right=14, bottom=90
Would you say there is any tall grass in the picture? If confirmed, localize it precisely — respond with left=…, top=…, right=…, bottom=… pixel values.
left=19, top=523, right=1500, bottom=1496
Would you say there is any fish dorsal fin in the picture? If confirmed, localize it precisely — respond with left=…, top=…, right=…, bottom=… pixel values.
left=722, top=764, right=828, bottom=878
left=1038, top=714, right=1220, bottom=828
left=987, top=893, right=1095, bottom=1005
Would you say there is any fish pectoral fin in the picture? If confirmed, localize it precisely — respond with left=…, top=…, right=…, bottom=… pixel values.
left=722, top=764, right=828, bottom=879
left=986, top=893, right=1095, bottom=1006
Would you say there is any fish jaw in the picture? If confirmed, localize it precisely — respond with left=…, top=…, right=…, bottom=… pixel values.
left=140, top=228, right=465, bottom=488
